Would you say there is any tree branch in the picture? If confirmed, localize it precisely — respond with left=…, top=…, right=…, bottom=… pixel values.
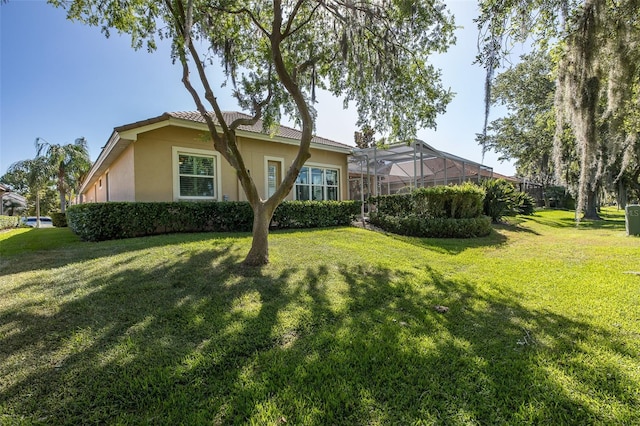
left=282, top=1, right=322, bottom=39
left=183, top=40, right=260, bottom=203
left=209, top=5, right=271, bottom=38
left=266, top=0, right=313, bottom=209
left=282, top=0, right=305, bottom=37
left=229, top=68, right=274, bottom=131
left=165, top=0, right=260, bottom=204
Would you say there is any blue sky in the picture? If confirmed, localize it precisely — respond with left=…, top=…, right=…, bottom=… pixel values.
left=0, top=0, right=516, bottom=177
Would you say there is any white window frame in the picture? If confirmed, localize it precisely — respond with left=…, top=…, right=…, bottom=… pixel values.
left=294, top=162, right=342, bottom=201
left=264, top=156, right=285, bottom=199
left=172, top=146, right=222, bottom=201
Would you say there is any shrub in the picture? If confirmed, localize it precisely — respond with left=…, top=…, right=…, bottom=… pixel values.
left=482, top=179, right=516, bottom=222
left=371, top=183, right=485, bottom=219
left=68, top=202, right=252, bottom=241
left=482, top=179, right=537, bottom=222
left=545, top=186, right=575, bottom=209
left=413, top=183, right=485, bottom=219
left=513, top=191, right=536, bottom=215
left=67, top=200, right=361, bottom=242
left=0, top=215, right=20, bottom=230
left=369, top=212, right=492, bottom=238
left=372, top=193, right=414, bottom=217
left=272, top=200, right=361, bottom=229
left=368, top=183, right=489, bottom=238
left=51, top=212, right=68, bottom=227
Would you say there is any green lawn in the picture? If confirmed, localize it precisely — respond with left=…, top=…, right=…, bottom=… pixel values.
left=1, top=208, right=638, bottom=425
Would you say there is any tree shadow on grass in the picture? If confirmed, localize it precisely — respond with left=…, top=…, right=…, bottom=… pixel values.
left=0, top=228, right=252, bottom=277
left=0, top=226, right=350, bottom=277
left=525, top=211, right=627, bottom=231
left=387, top=228, right=508, bottom=255
left=493, top=221, right=542, bottom=235
left=1, top=249, right=638, bottom=424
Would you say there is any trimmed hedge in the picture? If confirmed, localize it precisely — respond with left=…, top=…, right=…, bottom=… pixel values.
left=368, top=183, right=490, bottom=238
left=371, top=183, right=485, bottom=219
left=272, top=200, right=361, bottom=229
left=370, top=212, right=492, bottom=238
left=0, top=215, right=20, bottom=230
left=67, top=200, right=361, bottom=242
left=51, top=212, right=68, bottom=227
left=373, top=193, right=415, bottom=217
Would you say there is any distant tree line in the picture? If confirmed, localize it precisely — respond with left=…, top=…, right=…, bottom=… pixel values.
left=476, top=0, right=639, bottom=217
left=1, top=138, right=92, bottom=217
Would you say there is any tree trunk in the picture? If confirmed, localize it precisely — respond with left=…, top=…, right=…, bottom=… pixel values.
left=243, top=203, right=275, bottom=266
left=36, top=190, right=41, bottom=228
left=60, top=188, right=67, bottom=213
left=583, top=188, right=601, bottom=220
left=542, top=184, right=550, bottom=208
left=617, top=180, right=627, bottom=210
left=59, top=171, right=67, bottom=213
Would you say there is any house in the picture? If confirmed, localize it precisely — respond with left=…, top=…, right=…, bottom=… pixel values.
left=79, top=111, right=353, bottom=204
left=0, top=184, right=9, bottom=212
left=2, top=192, right=28, bottom=215
left=0, top=184, right=27, bottom=216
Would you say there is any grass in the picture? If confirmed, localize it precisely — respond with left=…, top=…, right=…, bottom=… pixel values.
left=1, top=208, right=638, bottom=425
left=0, top=227, right=82, bottom=256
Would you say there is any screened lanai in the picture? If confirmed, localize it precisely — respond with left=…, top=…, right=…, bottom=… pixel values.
left=348, top=140, right=494, bottom=202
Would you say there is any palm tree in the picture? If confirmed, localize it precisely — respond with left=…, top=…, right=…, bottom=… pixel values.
left=6, top=156, right=53, bottom=227
left=36, top=137, right=92, bottom=212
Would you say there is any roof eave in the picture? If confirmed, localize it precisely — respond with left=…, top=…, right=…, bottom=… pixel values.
left=80, top=130, right=130, bottom=194
left=80, top=113, right=352, bottom=194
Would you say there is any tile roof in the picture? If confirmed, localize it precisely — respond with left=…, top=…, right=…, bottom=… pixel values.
left=165, top=111, right=353, bottom=151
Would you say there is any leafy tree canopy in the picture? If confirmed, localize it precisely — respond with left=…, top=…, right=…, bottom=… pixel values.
left=1, top=168, right=30, bottom=195
left=479, top=51, right=558, bottom=187
left=36, top=137, right=92, bottom=212
left=53, top=0, right=455, bottom=142
left=4, top=156, right=56, bottom=218
left=476, top=0, right=639, bottom=219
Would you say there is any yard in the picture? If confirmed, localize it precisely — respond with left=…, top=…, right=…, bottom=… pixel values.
left=1, top=208, right=638, bottom=424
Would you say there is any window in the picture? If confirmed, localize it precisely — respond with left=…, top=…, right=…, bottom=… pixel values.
left=178, top=154, right=215, bottom=197
left=267, top=161, right=281, bottom=198
left=295, top=166, right=340, bottom=201
left=176, top=152, right=216, bottom=199
left=172, top=147, right=220, bottom=201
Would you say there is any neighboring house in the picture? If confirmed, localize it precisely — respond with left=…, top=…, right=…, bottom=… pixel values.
left=79, top=111, right=353, bottom=204
left=0, top=184, right=27, bottom=216
left=0, top=183, right=11, bottom=215
left=2, top=192, right=28, bottom=215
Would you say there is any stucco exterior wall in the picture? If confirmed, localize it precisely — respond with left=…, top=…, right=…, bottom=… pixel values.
left=133, top=126, right=236, bottom=201
left=134, top=129, right=177, bottom=201
left=82, top=176, right=107, bottom=203
left=94, top=178, right=107, bottom=203
left=130, top=126, right=349, bottom=202
left=82, top=123, right=350, bottom=203
left=237, top=136, right=349, bottom=201
left=107, top=144, right=135, bottom=201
